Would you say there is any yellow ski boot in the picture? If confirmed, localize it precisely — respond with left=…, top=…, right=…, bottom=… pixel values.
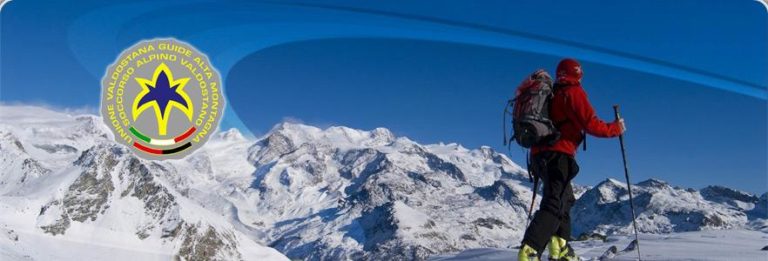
left=518, top=244, right=540, bottom=261
left=548, top=236, right=578, bottom=261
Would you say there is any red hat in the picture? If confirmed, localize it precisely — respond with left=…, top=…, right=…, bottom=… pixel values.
left=556, top=58, right=583, bottom=84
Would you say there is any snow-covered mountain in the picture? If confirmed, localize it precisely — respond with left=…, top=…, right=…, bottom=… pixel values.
left=572, top=178, right=767, bottom=237
left=239, top=122, right=540, bottom=260
left=1, top=105, right=765, bottom=260
left=0, top=106, right=287, bottom=260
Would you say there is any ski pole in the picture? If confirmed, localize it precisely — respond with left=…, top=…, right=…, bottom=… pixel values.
left=613, top=105, right=642, bottom=261
left=526, top=175, right=538, bottom=228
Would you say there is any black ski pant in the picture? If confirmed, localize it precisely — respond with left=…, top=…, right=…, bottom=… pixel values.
left=521, top=151, right=578, bottom=254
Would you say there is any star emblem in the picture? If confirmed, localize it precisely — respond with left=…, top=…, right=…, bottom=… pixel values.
left=132, top=63, right=193, bottom=136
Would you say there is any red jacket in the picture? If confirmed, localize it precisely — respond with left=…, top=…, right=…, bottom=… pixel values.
left=531, top=83, right=622, bottom=157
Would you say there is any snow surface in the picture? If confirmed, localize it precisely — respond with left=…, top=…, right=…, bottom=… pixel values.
left=430, top=229, right=768, bottom=261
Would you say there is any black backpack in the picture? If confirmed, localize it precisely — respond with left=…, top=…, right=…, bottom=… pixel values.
left=503, top=69, right=560, bottom=148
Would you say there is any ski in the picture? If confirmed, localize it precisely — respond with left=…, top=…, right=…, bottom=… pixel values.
left=621, top=240, right=638, bottom=253
left=598, top=245, right=617, bottom=261
left=592, top=240, right=639, bottom=261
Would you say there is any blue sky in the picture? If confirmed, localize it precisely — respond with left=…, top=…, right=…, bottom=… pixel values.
left=1, top=0, right=766, bottom=193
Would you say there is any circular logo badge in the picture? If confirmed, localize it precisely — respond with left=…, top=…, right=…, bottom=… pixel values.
left=100, top=38, right=225, bottom=160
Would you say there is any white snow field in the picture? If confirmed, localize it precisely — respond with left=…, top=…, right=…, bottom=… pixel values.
left=431, top=230, right=768, bottom=261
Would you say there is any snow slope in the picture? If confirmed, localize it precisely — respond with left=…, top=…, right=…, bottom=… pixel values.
left=430, top=229, right=768, bottom=261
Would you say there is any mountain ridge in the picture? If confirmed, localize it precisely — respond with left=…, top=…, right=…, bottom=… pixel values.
left=1, top=105, right=765, bottom=260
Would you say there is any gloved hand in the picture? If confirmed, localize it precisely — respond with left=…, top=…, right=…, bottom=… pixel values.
left=617, top=118, right=626, bottom=134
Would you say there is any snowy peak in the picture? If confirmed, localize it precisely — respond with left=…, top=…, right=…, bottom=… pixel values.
left=266, top=122, right=397, bottom=149
left=636, top=178, right=670, bottom=189
left=267, top=122, right=321, bottom=143
left=596, top=178, right=626, bottom=188
left=587, top=178, right=627, bottom=204
left=700, top=185, right=759, bottom=205
left=371, top=127, right=396, bottom=141
left=216, top=128, right=246, bottom=141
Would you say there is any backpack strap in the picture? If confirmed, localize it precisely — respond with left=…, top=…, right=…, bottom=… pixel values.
left=503, top=99, right=513, bottom=147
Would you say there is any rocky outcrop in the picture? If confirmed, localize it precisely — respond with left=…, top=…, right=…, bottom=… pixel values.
left=176, top=224, right=242, bottom=261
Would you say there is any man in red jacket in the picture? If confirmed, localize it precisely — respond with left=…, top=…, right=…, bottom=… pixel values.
left=518, top=58, right=626, bottom=261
